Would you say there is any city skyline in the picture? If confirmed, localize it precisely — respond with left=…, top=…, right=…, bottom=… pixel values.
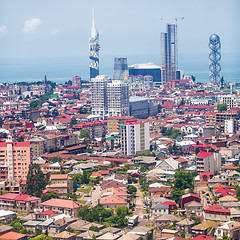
left=0, top=0, right=239, bottom=60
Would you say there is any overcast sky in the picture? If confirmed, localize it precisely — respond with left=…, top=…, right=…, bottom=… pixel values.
left=0, top=0, right=239, bottom=59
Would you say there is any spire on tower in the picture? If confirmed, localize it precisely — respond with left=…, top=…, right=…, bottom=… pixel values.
left=91, top=8, right=98, bottom=38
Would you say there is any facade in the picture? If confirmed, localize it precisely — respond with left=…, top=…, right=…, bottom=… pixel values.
left=91, top=75, right=108, bottom=119
left=204, top=205, right=231, bottom=222
left=129, top=96, right=158, bottom=119
left=0, top=193, right=40, bottom=213
left=0, top=142, right=31, bottom=181
left=107, top=116, right=135, bottom=135
left=161, top=23, right=177, bottom=85
left=196, top=152, right=221, bottom=173
left=120, top=120, right=150, bottom=155
left=112, top=57, right=128, bottom=81
left=225, top=119, right=238, bottom=134
left=89, top=11, right=100, bottom=79
left=46, top=174, right=73, bottom=195
left=107, top=80, right=130, bottom=117
left=128, top=63, right=161, bottom=85
left=72, top=76, right=81, bottom=86
left=218, top=95, right=240, bottom=110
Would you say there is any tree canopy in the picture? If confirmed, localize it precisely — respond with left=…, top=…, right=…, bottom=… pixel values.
left=26, top=164, right=48, bottom=197
left=79, top=128, right=90, bottom=139
left=41, top=191, right=59, bottom=202
left=217, top=103, right=228, bottom=112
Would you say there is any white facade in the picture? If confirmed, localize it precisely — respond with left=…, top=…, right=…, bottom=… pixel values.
left=218, top=94, right=240, bottom=109
left=196, top=152, right=221, bottom=173
left=91, top=75, right=109, bottom=119
left=107, top=80, right=129, bottom=117
left=225, top=119, right=238, bottom=134
left=121, top=121, right=150, bottom=155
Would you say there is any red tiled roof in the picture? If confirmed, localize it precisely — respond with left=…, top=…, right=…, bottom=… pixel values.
left=36, top=210, right=58, bottom=215
left=100, top=195, right=127, bottom=205
left=0, top=193, right=40, bottom=202
left=197, top=152, right=214, bottom=158
left=41, top=199, right=83, bottom=209
left=0, top=232, right=27, bottom=240
left=191, top=235, right=215, bottom=240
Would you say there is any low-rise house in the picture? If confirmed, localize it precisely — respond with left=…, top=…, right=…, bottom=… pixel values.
left=68, top=220, right=104, bottom=232
left=219, top=195, right=238, bottom=206
left=155, top=157, right=179, bottom=171
left=0, top=232, right=28, bottom=240
left=185, top=201, right=203, bottom=217
left=221, top=201, right=240, bottom=211
left=226, top=170, right=240, bottom=185
left=76, top=230, right=102, bottom=240
left=41, top=162, right=66, bottom=173
left=214, top=221, right=240, bottom=240
left=152, top=202, right=169, bottom=216
left=41, top=199, right=83, bottom=217
left=101, top=180, right=127, bottom=190
left=208, top=176, right=227, bottom=187
left=128, top=226, right=152, bottom=239
left=53, top=231, right=77, bottom=240
left=23, top=220, right=42, bottom=233
left=35, top=210, right=58, bottom=221
left=181, top=193, right=201, bottom=209
left=162, top=201, right=177, bottom=211
left=191, top=235, right=215, bottom=240
left=101, top=187, right=129, bottom=199
left=96, top=232, right=122, bottom=240
left=46, top=174, right=73, bottom=194
left=154, top=214, right=181, bottom=226
left=161, top=229, right=178, bottom=239
left=0, top=225, right=13, bottom=236
left=203, top=205, right=231, bottom=222
left=176, top=218, right=194, bottom=237
left=0, top=193, right=40, bottom=213
left=191, top=221, right=220, bottom=237
left=99, top=195, right=128, bottom=209
left=0, top=210, right=16, bottom=221
left=149, top=186, right=172, bottom=198
left=214, top=187, right=236, bottom=197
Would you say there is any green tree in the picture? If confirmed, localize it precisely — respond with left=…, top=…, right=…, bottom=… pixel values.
left=217, top=103, right=228, bottom=112
left=41, top=191, right=59, bottom=202
left=127, top=185, right=137, bottom=195
left=89, top=226, right=99, bottom=232
left=69, top=117, right=78, bottom=127
left=50, top=156, right=62, bottom=163
left=79, top=128, right=90, bottom=139
left=18, top=136, right=24, bottom=142
left=26, top=164, right=48, bottom=197
left=31, top=234, right=53, bottom=240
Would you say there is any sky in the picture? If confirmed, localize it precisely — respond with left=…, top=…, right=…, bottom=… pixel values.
left=0, top=0, right=240, bottom=59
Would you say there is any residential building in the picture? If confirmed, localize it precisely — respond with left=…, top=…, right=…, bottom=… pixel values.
left=99, top=195, right=128, bottom=209
left=120, top=120, right=150, bottom=155
left=181, top=193, right=201, bottom=209
left=214, top=221, right=240, bottom=240
left=0, top=193, right=40, bottom=213
left=225, top=119, right=238, bottom=134
left=0, top=142, right=31, bottom=181
left=107, top=80, right=129, bottom=117
left=203, top=205, right=231, bottom=222
left=72, top=76, right=81, bottom=86
left=107, top=116, right=135, bottom=135
left=218, top=95, right=240, bottom=109
left=46, top=174, right=73, bottom=195
left=196, top=152, right=221, bottom=173
left=185, top=201, right=203, bottom=217
left=91, top=75, right=109, bottom=119
left=41, top=199, right=83, bottom=217
left=152, top=202, right=169, bottom=216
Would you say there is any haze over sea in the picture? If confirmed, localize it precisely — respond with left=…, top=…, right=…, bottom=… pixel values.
left=0, top=52, right=239, bottom=84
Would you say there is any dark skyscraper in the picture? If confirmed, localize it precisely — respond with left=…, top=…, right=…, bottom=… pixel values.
left=89, top=10, right=100, bottom=80
left=209, top=34, right=221, bottom=85
left=161, top=23, right=177, bottom=85
left=113, top=57, right=129, bottom=80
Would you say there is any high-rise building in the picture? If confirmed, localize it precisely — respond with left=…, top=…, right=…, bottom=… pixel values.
left=107, top=80, right=130, bottom=117
left=120, top=120, right=150, bottom=155
left=89, top=10, right=100, bottom=80
left=91, top=75, right=109, bottom=119
left=72, top=76, right=81, bottom=86
left=113, top=57, right=129, bottom=81
left=161, top=23, right=177, bottom=85
left=0, top=142, right=31, bottom=181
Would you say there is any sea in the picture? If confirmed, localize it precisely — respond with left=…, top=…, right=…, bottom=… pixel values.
left=0, top=52, right=239, bottom=84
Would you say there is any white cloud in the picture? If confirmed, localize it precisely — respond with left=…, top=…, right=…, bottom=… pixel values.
left=51, top=28, right=59, bottom=36
left=23, top=18, right=41, bottom=33
left=0, top=25, right=7, bottom=34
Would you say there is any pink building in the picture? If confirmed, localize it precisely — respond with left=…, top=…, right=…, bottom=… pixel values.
left=0, top=142, right=31, bottom=181
left=72, top=76, right=81, bottom=86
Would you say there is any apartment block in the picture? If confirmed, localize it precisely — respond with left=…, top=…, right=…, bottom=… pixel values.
left=120, top=120, right=150, bottom=155
left=0, top=142, right=31, bottom=181
left=196, top=152, right=221, bottom=173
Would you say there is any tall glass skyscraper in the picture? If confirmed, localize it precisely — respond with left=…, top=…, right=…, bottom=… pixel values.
left=89, top=10, right=100, bottom=80
left=113, top=57, right=129, bottom=81
left=161, top=23, right=177, bottom=85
